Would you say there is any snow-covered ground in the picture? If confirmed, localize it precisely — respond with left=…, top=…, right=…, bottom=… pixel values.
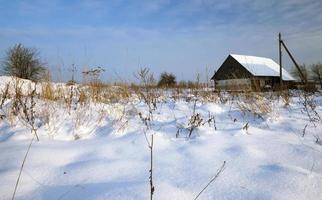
left=0, top=76, right=322, bottom=200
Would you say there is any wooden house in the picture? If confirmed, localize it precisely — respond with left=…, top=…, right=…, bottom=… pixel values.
left=211, top=54, right=295, bottom=91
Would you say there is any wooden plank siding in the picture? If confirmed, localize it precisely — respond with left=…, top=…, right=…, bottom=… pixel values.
left=211, top=55, right=252, bottom=80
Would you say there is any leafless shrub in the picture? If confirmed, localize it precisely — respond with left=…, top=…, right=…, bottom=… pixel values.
left=0, top=82, right=10, bottom=120
left=175, top=93, right=217, bottom=138
left=237, top=93, right=271, bottom=120
left=297, top=90, right=321, bottom=143
left=299, top=91, right=321, bottom=127
left=135, top=68, right=158, bottom=121
left=111, top=104, right=130, bottom=133
left=188, top=112, right=203, bottom=138
left=11, top=78, right=24, bottom=116
left=0, top=82, right=10, bottom=110
left=18, top=84, right=40, bottom=141
left=187, top=99, right=203, bottom=138
left=3, top=43, right=46, bottom=81
left=310, top=62, right=322, bottom=89
left=203, top=111, right=216, bottom=130
left=134, top=68, right=159, bottom=199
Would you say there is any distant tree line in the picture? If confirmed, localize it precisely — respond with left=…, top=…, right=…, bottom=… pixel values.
left=292, top=63, right=322, bottom=88
left=2, top=43, right=321, bottom=89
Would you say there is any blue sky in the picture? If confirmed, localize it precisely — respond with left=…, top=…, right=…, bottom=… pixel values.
left=1, top=0, right=322, bottom=82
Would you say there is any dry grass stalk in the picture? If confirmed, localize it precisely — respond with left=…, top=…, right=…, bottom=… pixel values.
left=41, top=81, right=55, bottom=101
left=0, top=82, right=10, bottom=111
left=11, top=134, right=36, bottom=200
left=193, top=161, right=226, bottom=200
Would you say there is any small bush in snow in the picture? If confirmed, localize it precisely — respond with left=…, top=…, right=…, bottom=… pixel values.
left=2, top=43, right=46, bottom=81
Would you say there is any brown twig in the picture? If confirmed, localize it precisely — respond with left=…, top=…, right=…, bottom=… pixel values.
left=193, top=161, right=226, bottom=200
left=12, top=134, right=36, bottom=200
left=149, top=134, right=154, bottom=200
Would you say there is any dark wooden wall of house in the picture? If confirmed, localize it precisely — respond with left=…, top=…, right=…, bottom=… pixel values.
left=212, top=55, right=253, bottom=80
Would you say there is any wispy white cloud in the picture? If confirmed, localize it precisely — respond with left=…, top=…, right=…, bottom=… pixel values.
left=0, top=0, right=321, bottom=81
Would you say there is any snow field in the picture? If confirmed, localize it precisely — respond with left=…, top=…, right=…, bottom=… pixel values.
left=0, top=76, right=322, bottom=200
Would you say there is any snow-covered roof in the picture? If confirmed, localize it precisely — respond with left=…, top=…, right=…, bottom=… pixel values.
left=230, top=54, right=295, bottom=81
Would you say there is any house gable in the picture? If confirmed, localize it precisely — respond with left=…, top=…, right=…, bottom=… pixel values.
left=211, top=55, right=253, bottom=80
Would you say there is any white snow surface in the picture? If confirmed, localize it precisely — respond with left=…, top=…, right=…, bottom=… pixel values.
left=0, top=77, right=322, bottom=200
left=230, top=54, right=295, bottom=81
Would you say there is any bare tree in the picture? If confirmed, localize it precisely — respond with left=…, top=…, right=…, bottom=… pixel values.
left=291, top=64, right=309, bottom=82
left=2, top=43, right=46, bottom=81
left=311, top=62, right=322, bottom=89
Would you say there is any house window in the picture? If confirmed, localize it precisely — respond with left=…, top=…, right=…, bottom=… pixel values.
left=264, top=80, right=272, bottom=88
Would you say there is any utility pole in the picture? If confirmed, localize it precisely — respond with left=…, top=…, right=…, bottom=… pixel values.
left=279, top=32, right=283, bottom=89
left=278, top=32, right=307, bottom=91
left=280, top=40, right=306, bottom=84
